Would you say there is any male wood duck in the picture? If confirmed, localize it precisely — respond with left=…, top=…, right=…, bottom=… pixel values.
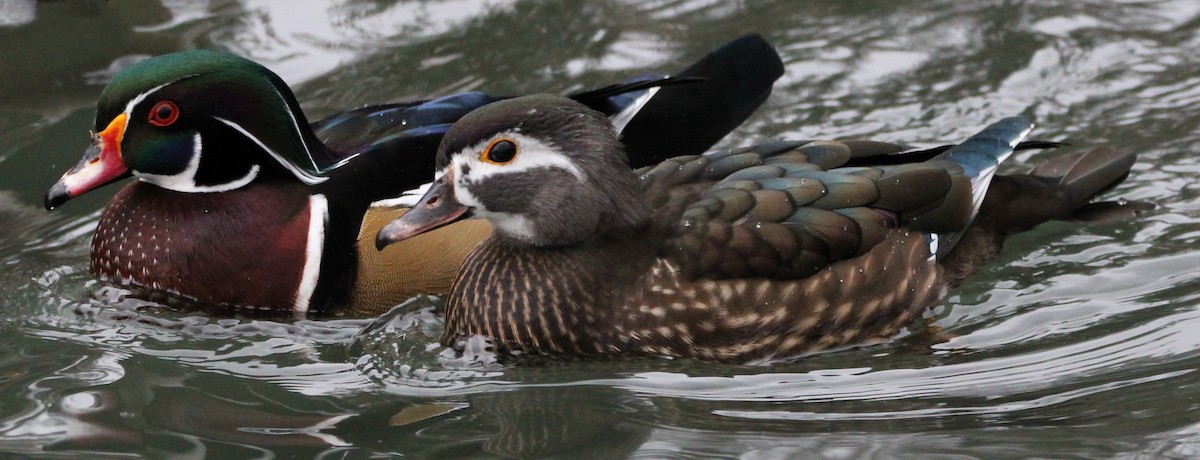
left=43, top=34, right=784, bottom=315
left=376, top=95, right=1147, bottom=363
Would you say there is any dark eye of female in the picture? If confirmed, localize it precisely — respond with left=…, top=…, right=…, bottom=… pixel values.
left=148, top=100, right=179, bottom=127
left=484, top=139, right=518, bottom=164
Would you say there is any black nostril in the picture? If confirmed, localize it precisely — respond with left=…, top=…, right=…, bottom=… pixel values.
left=426, top=196, right=439, bottom=208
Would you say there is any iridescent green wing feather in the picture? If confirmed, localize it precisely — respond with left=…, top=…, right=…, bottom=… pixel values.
left=642, top=118, right=1034, bottom=281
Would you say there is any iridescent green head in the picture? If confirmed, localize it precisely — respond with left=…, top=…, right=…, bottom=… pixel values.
left=46, top=49, right=327, bottom=209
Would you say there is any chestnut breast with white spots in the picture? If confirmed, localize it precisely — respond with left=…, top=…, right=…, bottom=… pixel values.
left=91, top=180, right=319, bottom=310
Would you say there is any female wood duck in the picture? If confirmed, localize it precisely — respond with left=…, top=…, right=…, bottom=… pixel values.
left=376, top=95, right=1146, bottom=363
left=43, top=34, right=784, bottom=315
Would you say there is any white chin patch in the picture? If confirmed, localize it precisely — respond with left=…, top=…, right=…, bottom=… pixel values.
left=134, top=133, right=260, bottom=193
left=479, top=209, right=536, bottom=242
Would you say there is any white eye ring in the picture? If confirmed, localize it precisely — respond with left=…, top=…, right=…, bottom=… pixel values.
left=481, top=138, right=518, bottom=165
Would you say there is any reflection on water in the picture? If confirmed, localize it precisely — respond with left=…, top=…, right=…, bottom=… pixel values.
left=2, top=0, right=1200, bottom=457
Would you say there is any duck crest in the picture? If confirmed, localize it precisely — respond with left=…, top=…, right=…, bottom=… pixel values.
left=99, top=50, right=331, bottom=181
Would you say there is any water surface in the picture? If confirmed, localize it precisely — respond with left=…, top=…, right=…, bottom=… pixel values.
left=1, top=0, right=1198, bottom=457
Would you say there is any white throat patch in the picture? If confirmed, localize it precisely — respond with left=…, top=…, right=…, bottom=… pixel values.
left=476, top=209, right=536, bottom=242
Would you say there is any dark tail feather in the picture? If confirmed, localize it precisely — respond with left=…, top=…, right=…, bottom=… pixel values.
left=1017, top=139, right=1068, bottom=151
left=569, top=76, right=706, bottom=106
left=619, top=33, right=784, bottom=166
left=845, top=139, right=1066, bottom=166
left=1027, top=147, right=1154, bottom=223
left=1029, top=147, right=1134, bottom=207
left=982, top=147, right=1149, bottom=231
left=939, top=147, right=1147, bottom=285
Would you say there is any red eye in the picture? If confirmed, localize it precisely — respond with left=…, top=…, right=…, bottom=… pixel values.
left=148, top=100, right=179, bottom=127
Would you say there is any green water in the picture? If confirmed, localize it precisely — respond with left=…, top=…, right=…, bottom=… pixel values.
left=2, top=0, right=1199, bottom=457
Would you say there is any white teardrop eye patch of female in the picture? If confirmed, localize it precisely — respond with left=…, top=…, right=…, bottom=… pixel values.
left=454, top=133, right=584, bottom=184
left=479, top=138, right=518, bottom=165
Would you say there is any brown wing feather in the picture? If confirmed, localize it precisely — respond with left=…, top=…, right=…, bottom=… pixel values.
left=649, top=140, right=977, bottom=281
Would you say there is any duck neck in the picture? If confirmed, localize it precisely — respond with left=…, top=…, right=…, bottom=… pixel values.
left=595, top=195, right=652, bottom=240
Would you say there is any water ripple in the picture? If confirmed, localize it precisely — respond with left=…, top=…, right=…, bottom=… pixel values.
left=2, top=0, right=1200, bottom=457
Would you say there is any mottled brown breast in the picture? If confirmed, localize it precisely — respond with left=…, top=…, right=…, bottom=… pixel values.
left=442, top=237, right=658, bottom=356
left=441, top=229, right=942, bottom=363
left=91, top=181, right=312, bottom=310
left=347, top=206, right=492, bottom=315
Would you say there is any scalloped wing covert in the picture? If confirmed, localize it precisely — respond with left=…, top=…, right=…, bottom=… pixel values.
left=641, top=140, right=990, bottom=281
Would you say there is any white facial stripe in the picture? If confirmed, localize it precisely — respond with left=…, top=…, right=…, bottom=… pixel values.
left=378, top=92, right=642, bottom=211
left=609, top=86, right=660, bottom=133
left=440, top=132, right=588, bottom=242
left=271, top=86, right=326, bottom=173
left=452, top=131, right=585, bottom=186
left=214, top=116, right=328, bottom=185
left=133, top=133, right=261, bottom=192
left=448, top=132, right=583, bottom=214
left=120, top=81, right=174, bottom=141
left=123, top=82, right=172, bottom=117
left=295, top=193, right=328, bottom=313
left=120, top=77, right=328, bottom=186
left=371, top=89, right=652, bottom=212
